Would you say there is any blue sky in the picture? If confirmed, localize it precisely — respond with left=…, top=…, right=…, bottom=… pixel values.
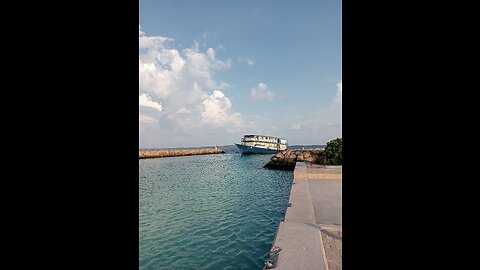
left=139, top=0, right=341, bottom=148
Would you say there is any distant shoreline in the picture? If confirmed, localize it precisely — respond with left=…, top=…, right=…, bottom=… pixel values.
left=139, top=147, right=225, bottom=159
left=139, top=144, right=327, bottom=151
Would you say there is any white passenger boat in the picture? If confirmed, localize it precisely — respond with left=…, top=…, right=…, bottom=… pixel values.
left=235, top=135, right=287, bottom=154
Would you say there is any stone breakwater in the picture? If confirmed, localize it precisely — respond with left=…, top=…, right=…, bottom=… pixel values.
left=139, top=147, right=225, bottom=159
left=264, top=148, right=325, bottom=170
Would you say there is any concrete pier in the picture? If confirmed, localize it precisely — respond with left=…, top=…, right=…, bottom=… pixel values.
left=139, top=147, right=224, bottom=159
left=268, top=163, right=342, bottom=270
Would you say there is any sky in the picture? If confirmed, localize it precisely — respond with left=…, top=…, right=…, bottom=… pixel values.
left=139, top=0, right=341, bottom=148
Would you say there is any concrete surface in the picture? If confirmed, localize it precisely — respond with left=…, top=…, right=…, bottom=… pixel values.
left=273, top=222, right=326, bottom=270
left=284, top=176, right=316, bottom=224
left=267, top=163, right=342, bottom=270
left=309, top=180, right=342, bottom=226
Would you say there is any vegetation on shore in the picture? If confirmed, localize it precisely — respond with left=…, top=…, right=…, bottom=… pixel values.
left=323, top=138, right=342, bottom=165
left=265, top=137, right=342, bottom=170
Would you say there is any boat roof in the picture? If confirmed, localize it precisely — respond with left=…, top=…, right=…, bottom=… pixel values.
left=243, top=134, right=287, bottom=140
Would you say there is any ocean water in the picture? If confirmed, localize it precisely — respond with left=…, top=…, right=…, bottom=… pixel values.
left=139, top=153, right=293, bottom=269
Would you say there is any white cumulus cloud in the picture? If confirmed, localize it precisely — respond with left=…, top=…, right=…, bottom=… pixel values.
left=251, top=82, right=276, bottom=101
left=202, top=90, right=243, bottom=127
left=139, top=114, right=158, bottom=124
left=238, top=56, right=255, bottom=66
left=139, top=93, right=163, bottom=112
left=335, top=80, right=342, bottom=105
left=139, top=26, right=243, bottom=148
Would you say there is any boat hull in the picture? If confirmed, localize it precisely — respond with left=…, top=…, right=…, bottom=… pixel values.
left=235, top=143, right=281, bottom=154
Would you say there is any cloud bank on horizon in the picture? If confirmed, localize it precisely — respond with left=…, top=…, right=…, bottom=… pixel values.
left=139, top=27, right=341, bottom=148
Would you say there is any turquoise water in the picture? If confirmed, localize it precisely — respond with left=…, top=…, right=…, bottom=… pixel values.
left=139, top=153, right=293, bottom=269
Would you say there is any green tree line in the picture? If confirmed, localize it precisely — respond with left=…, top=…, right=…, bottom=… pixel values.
left=324, top=138, right=342, bottom=165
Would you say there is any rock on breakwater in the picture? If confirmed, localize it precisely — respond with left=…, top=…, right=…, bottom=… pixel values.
left=264, top=148, right=325, bottom=170
left=139, top=147, right=225, bottom=159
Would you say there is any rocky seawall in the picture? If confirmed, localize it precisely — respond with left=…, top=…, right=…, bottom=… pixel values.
left=139, top=147, right=225, bottom=159
left=264, top=148, right=325, bottom=170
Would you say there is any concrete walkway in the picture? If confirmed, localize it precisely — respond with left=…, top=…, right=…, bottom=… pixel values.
left=267, top=163, right=342, bottom=270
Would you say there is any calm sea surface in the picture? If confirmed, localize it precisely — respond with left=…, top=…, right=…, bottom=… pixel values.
left=139, top=153, right=293, bottom=269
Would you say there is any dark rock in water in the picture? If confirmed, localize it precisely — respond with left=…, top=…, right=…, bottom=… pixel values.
left=264, top=162, right=296, bottom=171
left=264, top=148, right=325, bottom=170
